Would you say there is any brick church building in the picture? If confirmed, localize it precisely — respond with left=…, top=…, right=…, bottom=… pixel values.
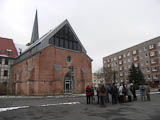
left=10, top=11, right=92, bottom=95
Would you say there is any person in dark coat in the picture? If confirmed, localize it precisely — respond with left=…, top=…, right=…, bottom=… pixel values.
left=90, top=86, right=95, bottom=104
left=86, top=85, right=91, bottom=104
left=105, top=83, right=110, bottom=103
left=110, top=83, right=118, bottom=104
left=130, top=83, right=137, bottom=101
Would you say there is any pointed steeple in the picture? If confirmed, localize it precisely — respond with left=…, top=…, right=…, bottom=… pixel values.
left=31, top=10, right=39, bottom=43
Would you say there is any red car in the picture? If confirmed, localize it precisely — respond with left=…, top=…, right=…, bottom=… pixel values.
left=158, top=88, right=160, bottom=91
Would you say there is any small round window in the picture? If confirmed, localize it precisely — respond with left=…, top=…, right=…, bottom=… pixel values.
left=67, top=56, right=72, bottom=62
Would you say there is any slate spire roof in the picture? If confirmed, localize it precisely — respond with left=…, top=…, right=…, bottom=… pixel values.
left=31, top=10, right=39, bottom=43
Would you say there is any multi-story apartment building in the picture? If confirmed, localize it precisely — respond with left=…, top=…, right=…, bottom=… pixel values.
left=0, top=37, right=18, bottom=94
left=103, top=36, right=160, bottom=85
left=92, top=73, right=105, bottom=88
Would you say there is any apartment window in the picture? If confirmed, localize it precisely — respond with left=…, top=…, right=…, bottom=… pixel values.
left=128, top=58, right=131, bottom=63
left=127, top=52, right=130, bottom=56
left=146, top=67, right=150, bottom=72
left=107, top=59, right=110, bottom=63
left=141, top=63, right=144, bottom=67
left=118, top=55, right=122, bottom=59
left=124, top=66, right=127, bottom=70
left=111, top=58, right=113, bottom=62
left=152, top=67, right=157, bottom=72
left=5, top=58, right=9, bottom=65
left=147, top=74, right=151, bottom=79
left=144, top=46, right=147, bottom=51
left=134, top=63, right=138, bottom=67
left=151, top=59, right=156, bottom=64
left=114, top=57, right=117, bottom=61
left=125, top=72, right=128, bottom=76
left=133, top=50, right=137, bottom=55
left=133, top=56, right=137, bottom=61
left=141, top=69, right=144, bottom=73
left=4, top=70, right=8, bottom=77
left=158, top=42, right=160, bottom=46
left=123, top=54, right=126, bottom=58
left=150, top=51, right=155, bottom=57
left=111, top=63, right=114, bottom=67
left=120, top=73, right=123, bottom=77
left=119, top=61, right=122, bottom=65
left=104, top=61, right=106, bottom=64
left=123, top=60, right=126, bottom=64
left=114, top=63, right=117, bottom=67
left=158, top=49, right=160, bottom=54
left=119, top=66, right=123, bottom=70
left=139, top=48, right=142, bottom=53
left=107, top=64, right=110, bottom=68
left=128, top=65, right=131, bottom=69
left=153, top=74, right=158, bottom=79
left=149, top=44, right=154, bottom=49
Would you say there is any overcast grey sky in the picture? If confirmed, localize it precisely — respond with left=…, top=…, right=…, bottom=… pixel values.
left=1, top=0, right=160, bottom=72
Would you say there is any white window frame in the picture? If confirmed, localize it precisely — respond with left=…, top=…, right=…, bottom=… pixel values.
left=133, top=56, right=137, bottom=61
left=150, top=51, right=155, bottom=57
left=127, top=52, right=130, bottom=56
left=144, top=46, right=147, bottom=51
left=151, top=59, right=156, bottom=64
left=133, top=50, right=137, bottom=55
left=128, top=65, right=131, bottom=69
left=153, top=74, right=158, bottom=79
left=118, top=55, right=122, bottom=59
left=139, top=48, right=142, bottom=53
left=149, top=44, right=154, bottom=49
left=119, top=61, right=122, bottom=65
left=123, top=54, right=126, bottom=58
left=111, top=58, right=113, bottom=62
left=120, top=72, right=123, bottom=77
left=141, top=63, right=144, bottom=67
left=119, top=66, right=123, bottom=70
left=146, top=67, right=150, bottom=72
left=152, top=67, right=157, bottom=72
left=114, top=57, right=117, bottom=61
left=128, top=58, right=131, bottom=63
left=134, top=63, right=138, bottom=67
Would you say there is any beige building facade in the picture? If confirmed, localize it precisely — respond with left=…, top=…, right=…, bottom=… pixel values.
left=92, top=73, right=105, bottom=88
left=103, top=36, right=160, bottom=85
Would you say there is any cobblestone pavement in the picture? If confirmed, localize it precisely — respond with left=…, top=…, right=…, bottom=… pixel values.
left=0, top=93, right=160, bottom=120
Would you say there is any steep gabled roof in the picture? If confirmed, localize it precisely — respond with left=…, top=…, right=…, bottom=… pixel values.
left=15, top=19, right=88, bottom=63
left=0, top=37, right=18, bottom=58
left=23, top=19, right=86, bottom=54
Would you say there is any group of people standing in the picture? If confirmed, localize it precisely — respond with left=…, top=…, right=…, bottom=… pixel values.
left=86, top=82, right=151, bottom=106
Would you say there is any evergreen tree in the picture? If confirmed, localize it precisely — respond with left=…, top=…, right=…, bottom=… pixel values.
left=128, top=64, right=137, bottom=83
left=128, top=63, right=145, bottom=84
left=137, top=67, right=145, bottom=84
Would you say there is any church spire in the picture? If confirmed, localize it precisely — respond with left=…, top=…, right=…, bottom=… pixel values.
left=31, top=10, right=39, bottom=43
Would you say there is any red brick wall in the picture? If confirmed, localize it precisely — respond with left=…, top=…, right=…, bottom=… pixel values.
left=11, top=45, right=92, bottom=95
left=0, top=83, right=7, bottom=95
